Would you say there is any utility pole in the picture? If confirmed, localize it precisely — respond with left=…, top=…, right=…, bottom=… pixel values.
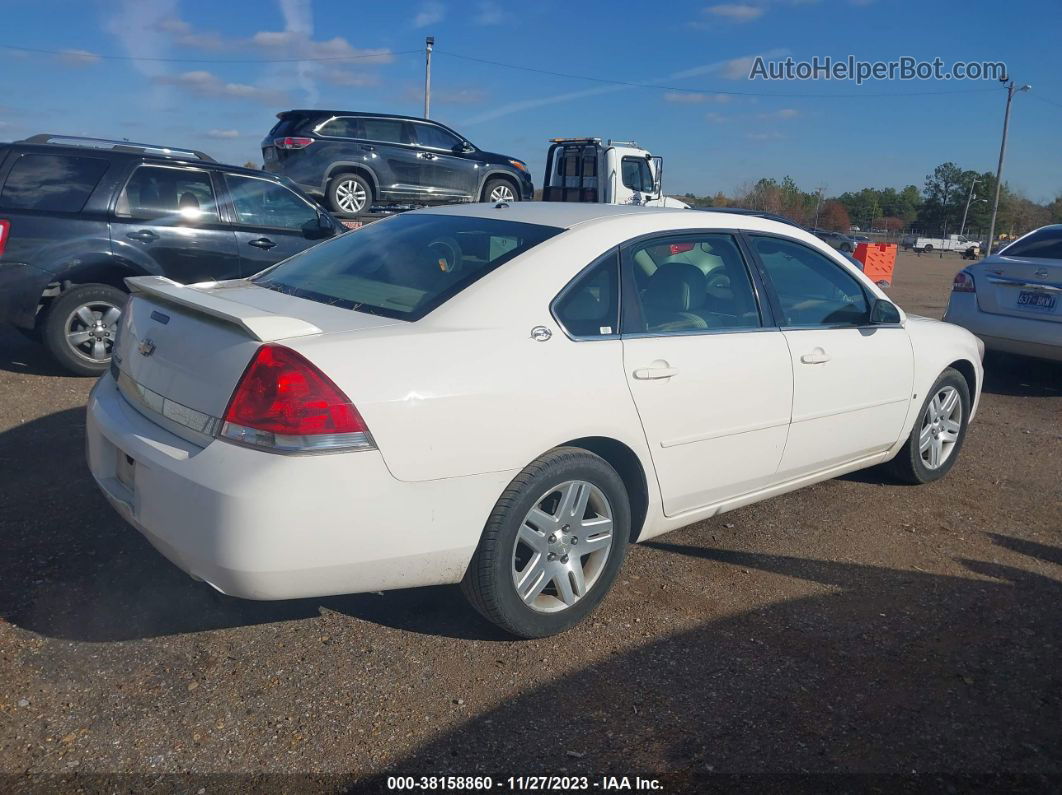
left=813, top=186, right=824, bottom=229
left=423, top=36, right=434, bottom=119
left=985, top=78, right=1030, bottom=257
left=960, top=177, right=979, bottom=238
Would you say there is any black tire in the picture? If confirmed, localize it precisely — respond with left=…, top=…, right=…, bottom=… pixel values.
left=327, top=172, right=373, bottom=217
left=888, top=367, right=971, bottom=485
left=43, top=284, right=127, bottom=377
left=922, top=244, right=933, bottom=253
left=481, top=177, right=520, bottom=203
left=461, top=447, right=630, bottom=638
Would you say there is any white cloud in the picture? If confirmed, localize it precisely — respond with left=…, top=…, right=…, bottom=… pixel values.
left=58, top=49, right=101, bottom=67
left=105, top=0, right=179, bottom=105
left=206, top=129, right=240, bottom=139
left=663, top=91, right=731, bottom=104
left=747, top=131, right=784, bottom=140
left=413, top=1, right=445, bottom=28
left=759, top=108, right=799, bottom=119
left=705, top=4, right=765, bottom=22
left=474, top=1, right=505, bottom=25
left=154, top=71, right=287, bottom=104
left=705, top=112, right=730, bottom=123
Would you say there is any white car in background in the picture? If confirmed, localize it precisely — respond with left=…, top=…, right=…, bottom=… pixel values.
left=87, top=204, right=983, bottom=638
left=945, top=224, right=1062, bottom=362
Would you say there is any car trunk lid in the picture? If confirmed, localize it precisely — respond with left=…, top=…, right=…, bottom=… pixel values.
left=974, top=256, right=1062, bottom=323
left=114, top=276, right=397, bottom=443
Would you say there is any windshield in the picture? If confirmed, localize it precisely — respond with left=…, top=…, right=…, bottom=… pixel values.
left=253, top=213, right=563, bottom=320
left=1000, top=226, right=1062, bottom=259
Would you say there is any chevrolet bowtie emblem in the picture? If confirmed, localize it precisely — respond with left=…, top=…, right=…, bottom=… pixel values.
left=138, top=338, right=156, bottom=357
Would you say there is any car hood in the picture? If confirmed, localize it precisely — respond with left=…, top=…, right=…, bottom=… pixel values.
left=474, top=150, right=527, bottom=169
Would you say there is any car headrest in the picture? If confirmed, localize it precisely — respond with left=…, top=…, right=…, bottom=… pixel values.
left=178, top=192, right=201, bottom=212
left=643, top=261, right=706, bottom=311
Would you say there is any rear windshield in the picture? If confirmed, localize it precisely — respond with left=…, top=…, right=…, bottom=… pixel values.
left=253, top=213, right=563, bottom=320
left=1000, top=227, right=1062, bottom=260
left=268, top=113, right=314, bottom=137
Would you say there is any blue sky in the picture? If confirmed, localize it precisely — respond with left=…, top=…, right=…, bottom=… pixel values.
left=2, top=0, right=1061, bottom=200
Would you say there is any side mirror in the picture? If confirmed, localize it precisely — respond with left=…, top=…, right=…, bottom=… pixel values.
left=869, top=298, right=901, bottom=325
left=456, top=142, right=475, bottom=154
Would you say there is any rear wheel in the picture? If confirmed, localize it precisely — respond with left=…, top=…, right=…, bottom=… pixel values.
left=462, top=448, right=629, bottom=638
left=481, top=177, right=518, bottom=204
left=43, top=284, right=126, bottom=376
left=328, top=173, right=372, bottom=217
left=888, top=368, right=970, bottom=484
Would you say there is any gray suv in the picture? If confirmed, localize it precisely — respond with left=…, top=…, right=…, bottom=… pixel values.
left=262, top=110, right=533, bottom=217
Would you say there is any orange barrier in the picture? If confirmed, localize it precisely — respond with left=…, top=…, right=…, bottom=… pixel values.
left=854, top=242, right=897, bottom=287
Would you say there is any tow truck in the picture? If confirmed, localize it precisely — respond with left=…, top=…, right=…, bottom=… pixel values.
left=541, top=138, right=689, bottom=208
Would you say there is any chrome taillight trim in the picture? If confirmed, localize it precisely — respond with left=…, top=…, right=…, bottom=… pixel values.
left=219, top=421, right=376, bottom=454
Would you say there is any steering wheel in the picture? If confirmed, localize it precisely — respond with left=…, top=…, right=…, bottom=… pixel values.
left=427, top=237, right=463, bottom=273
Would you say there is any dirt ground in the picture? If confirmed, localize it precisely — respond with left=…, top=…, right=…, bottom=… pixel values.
left=0, top=250, right=1059, bottom=792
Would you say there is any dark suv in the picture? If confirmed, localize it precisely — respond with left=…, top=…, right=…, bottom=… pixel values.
left=0, top=134, right=339, bottom=375
left=262, top=110, right=533, bottom=216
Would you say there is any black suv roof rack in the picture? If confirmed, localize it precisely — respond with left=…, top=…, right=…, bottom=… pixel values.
left=19, top=134, right=215, bottom=162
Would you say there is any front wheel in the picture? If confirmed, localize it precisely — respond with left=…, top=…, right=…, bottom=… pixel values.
left=43, top=283, right=127, bottom=376
left=921, top=244, right=933, bottom=253
left=888, top=368, right=971, bottom=484
left=462, top=448, right=629, bottom=638
left=481, top=177, right=519, bottom=204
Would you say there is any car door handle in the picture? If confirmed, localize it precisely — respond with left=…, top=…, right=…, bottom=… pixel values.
left=800, top=348, right=831, bottom=365
left=418, top=152, right=437, bottom=160
left=360, top=144, right=375, bottom=152
left=248, top=237, right=277, bottom=250
left=633, top=365, right=680, bottom=380
left=126, top=230, right=158, bottom=243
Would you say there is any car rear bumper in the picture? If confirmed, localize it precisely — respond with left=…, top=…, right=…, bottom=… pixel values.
left=944, top=293, right=1062, bottom=361
left=0, top=261, right=49, bottom=328
left=86, top=373, right=513, bottom=600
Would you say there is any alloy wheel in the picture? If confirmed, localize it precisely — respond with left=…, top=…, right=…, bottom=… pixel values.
left=511, top=480, right=614, bottom=613
left=65, top=302, right=121, bottom=363
left=919, top=385, right=962, bottom=469
left=335, top=179, right=367, bottom=213
left=489, top=183, right=516, bottom=203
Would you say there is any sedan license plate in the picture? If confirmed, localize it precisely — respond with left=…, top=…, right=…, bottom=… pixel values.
left=1017, top=290, right=1056, bottom=312
left=116, top=451, right=135, bottom=491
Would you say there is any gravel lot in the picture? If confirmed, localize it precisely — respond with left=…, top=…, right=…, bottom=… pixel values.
left=1, top=250, right=1059, bottom=791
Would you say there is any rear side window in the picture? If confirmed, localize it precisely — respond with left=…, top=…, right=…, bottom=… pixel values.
left=115, top=165, right=219, bottom=221
left=0, top=153, right=109, bottom=212
left=360, top=118, right=412, bottom=145
left=254, top=214, right=562, bottom=320
left=553, top=250, right=620, bottom=337
left=316, top=116, right=362, bottom=138
left=1001, top=227, right=1062, bottom=259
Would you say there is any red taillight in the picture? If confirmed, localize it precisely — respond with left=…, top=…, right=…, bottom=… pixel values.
left=952, top=270, right=976, bottom=293
left=220, top=344, right=373, bottom=453
left=0, top=220, right=10, bottom=256
left=274, top=136, right=314, bottom=150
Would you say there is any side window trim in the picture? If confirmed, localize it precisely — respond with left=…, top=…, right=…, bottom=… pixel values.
left=549, top=247, right=622, bottom=341
left=616, top=228, right=778, bottom=337
left=742, top=231, right=876, bottom=330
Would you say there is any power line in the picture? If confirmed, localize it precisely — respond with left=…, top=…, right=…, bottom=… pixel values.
left=1029, top=93, right=1062, bottom=112
left=435, top=50, right=1003, bottom=99
left=0, top=43, right=417, bottom=64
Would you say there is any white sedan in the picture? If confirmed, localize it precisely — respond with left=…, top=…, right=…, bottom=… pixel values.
left=86, top=204, right=983, bottom=638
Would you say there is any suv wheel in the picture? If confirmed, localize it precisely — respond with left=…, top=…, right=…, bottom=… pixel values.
left=482, top=178, right=518, bottom=203
left=461, top=448, right=629, bottom=638
left=328, top=173, right=372, bottom=217
left=43, top=284, right=126, bottom=376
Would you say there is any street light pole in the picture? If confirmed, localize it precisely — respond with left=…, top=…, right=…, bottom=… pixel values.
left=424, top=36, right=434, bottom=119
left=960, top=177, right=979, bottom=237
left=985, top=79, right=1030, bottom=256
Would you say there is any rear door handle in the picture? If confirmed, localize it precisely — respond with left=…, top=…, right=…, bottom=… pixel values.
left=248, top=237, right=277, bottom=250
left=800, top=348, right=831, bottom=365
left=126, top=230, right=158, bottom=243
left=633, top=365, right=680, bottom=380
left=418, top=152, right=437, bottom=160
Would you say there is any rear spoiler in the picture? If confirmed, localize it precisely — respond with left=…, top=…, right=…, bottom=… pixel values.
left=125, top=276, right=322, bottom=342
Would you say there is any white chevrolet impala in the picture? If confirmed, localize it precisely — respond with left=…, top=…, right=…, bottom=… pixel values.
left=87, top=204, right=983, bottom=637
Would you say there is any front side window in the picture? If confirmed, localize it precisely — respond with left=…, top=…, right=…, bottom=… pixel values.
left=414, top=123, right=461, bottom=151
left=553, top=250, right=620, bottom=337
left=254, top=214, right=562, bottom=320
left=116, top=165, right=219, bottom=221
left=225, top=174, right=319, bottom=230
left=627, top=234, right=761, bottom=334
left=620, top=157, right=653, bottom=193
left=0, top=153, right=109, bottom=213
left=359, top=118, right=412, bottom=145
left=749, top=235, right=869, bottom=327
left=1001, top=227, right=1062, bottom=259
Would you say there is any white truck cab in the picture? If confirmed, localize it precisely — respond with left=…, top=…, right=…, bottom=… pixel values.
left=541, top=138, right=689, bottom=208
